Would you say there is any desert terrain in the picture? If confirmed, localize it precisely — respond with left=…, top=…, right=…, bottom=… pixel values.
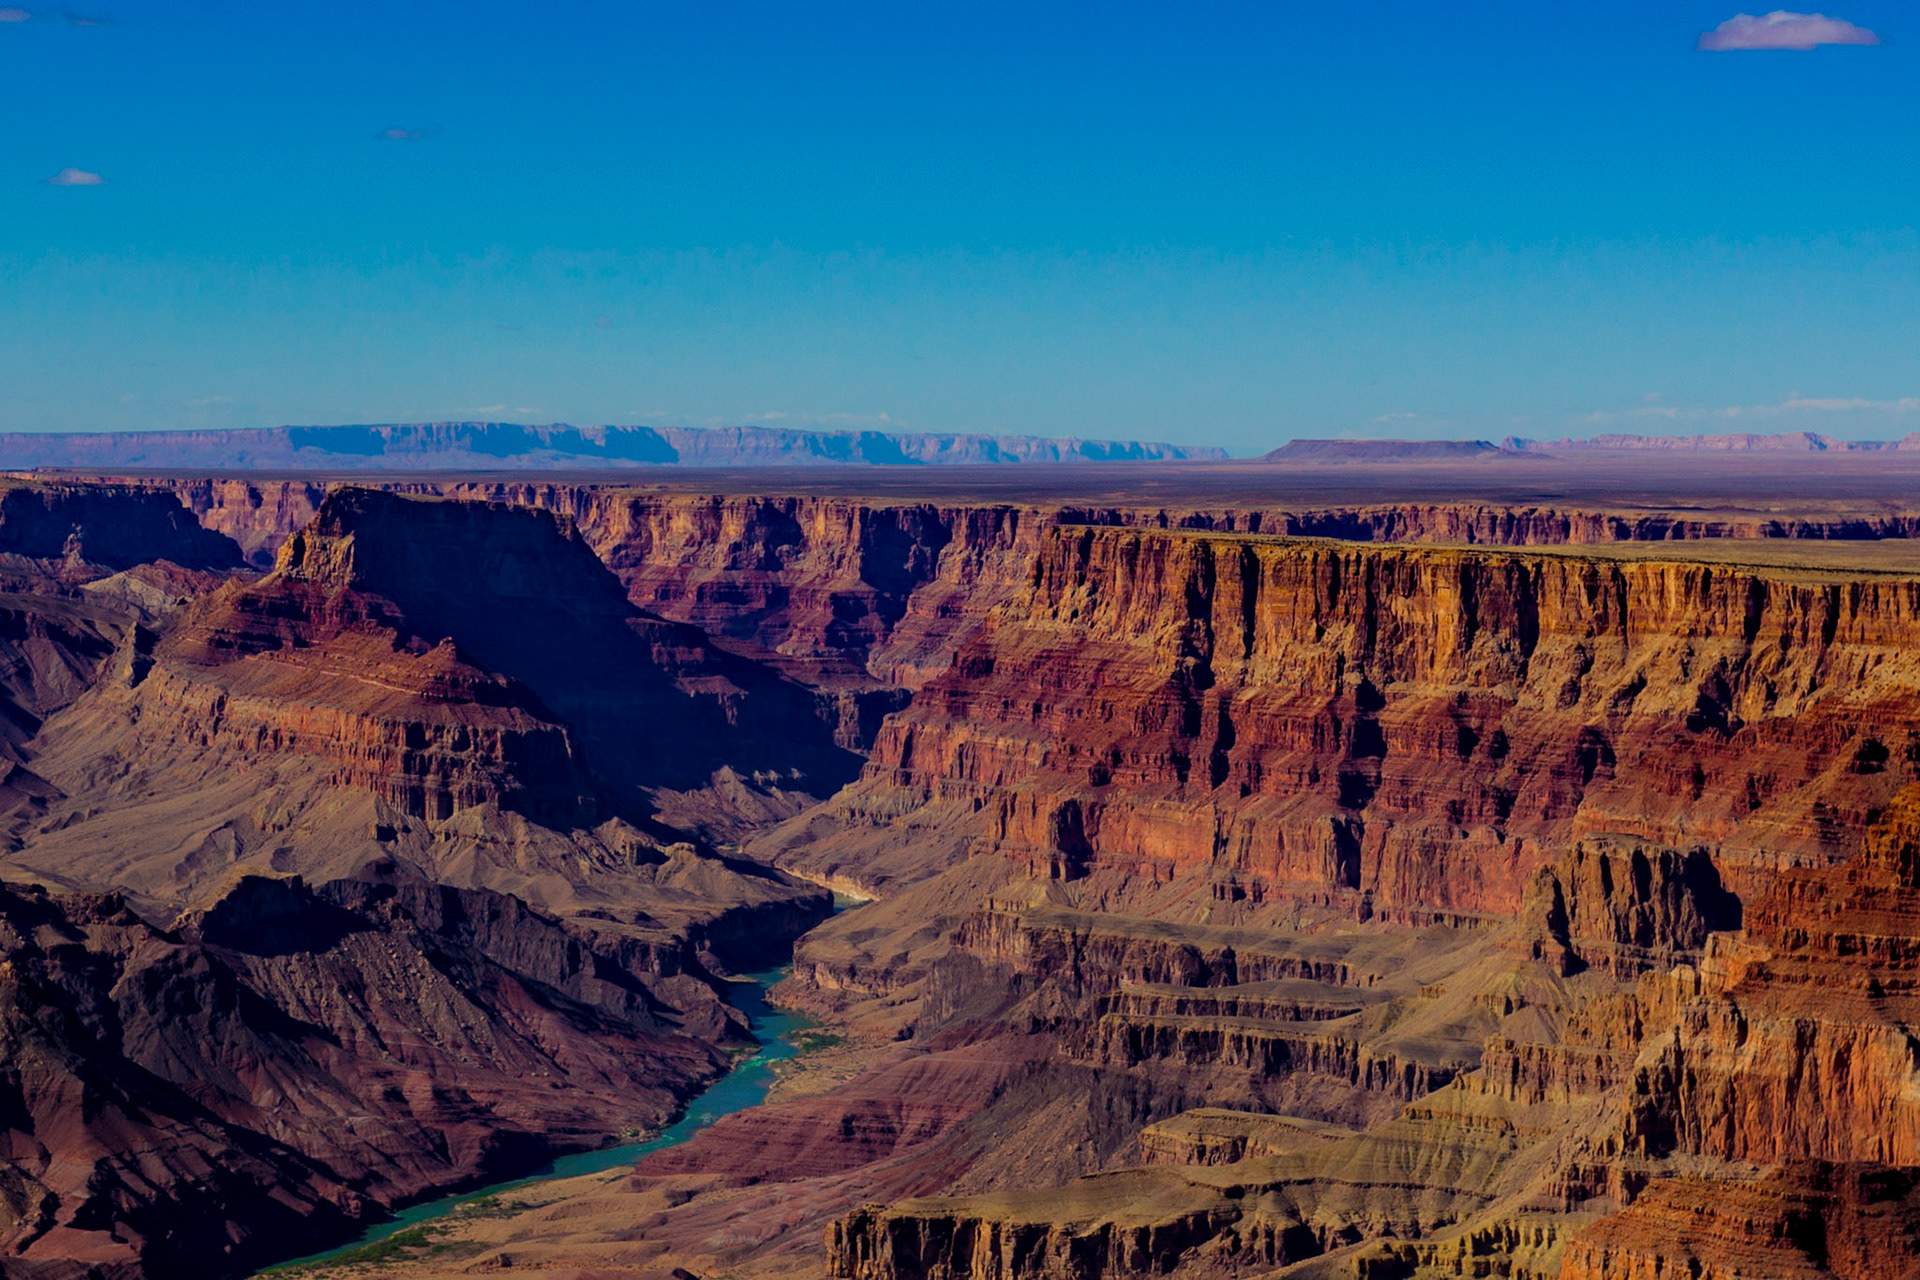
left=4, top=449, right=1920, bottom=1279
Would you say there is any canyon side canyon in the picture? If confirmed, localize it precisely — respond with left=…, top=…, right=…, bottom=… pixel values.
left=3, top=456, right=1920, bottom=1278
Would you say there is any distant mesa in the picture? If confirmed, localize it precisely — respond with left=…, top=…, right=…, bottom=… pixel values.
left=1260, top=429, right=1920, bottom=461
left=1261, top=438, right=1523, bottom=462
left=0, top=422, right=1226, bottom=471
left=1505, top=430, right=1920, bottom=453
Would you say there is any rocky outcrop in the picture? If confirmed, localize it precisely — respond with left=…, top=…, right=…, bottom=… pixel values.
left=828, top=1185, right=1237, bottom=1280
left=0, top=479, right=244, bottom=579
left=953, top=904, right=1392, bottom=993
left=838, top=527, right=1920, bottom=920
left=8, top=488, right=839, bottom=982
left=1561, top=1163, right=1920, bottom=1280
left=0, top=870, right=743, bottom=1278
left=26, top=490, right=863, bottom=840
left=1091, top=1014, right=1458, bottom=1100
left=818, top=786, right=1920, bottom=1280
left=1139, top=1108, right=1351, bottom=1165
left=1518, top=836, right=1742, bottom=978
left=1608, top=789, right=1920, bottom=1169
left=0, top=596, right=122, bottom=753
left=165, top=476, right=328, bottom=567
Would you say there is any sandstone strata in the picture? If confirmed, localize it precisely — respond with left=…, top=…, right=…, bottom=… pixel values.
left=805, top=527, right=1920, bottom=917
left=822, top=791, right=1920, bottom=1279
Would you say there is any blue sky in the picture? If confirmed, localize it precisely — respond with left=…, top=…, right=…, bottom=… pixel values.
left=2, top=2, right=1916, bottom=450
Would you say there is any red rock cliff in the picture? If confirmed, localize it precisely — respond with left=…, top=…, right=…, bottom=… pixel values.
left=850, top=528, right=1920, bottom=918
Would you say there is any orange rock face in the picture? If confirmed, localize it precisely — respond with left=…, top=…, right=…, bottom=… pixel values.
left=849, top=527, right=1920, bottom=918
left=1561, top=1164, right=1920, bottom=1280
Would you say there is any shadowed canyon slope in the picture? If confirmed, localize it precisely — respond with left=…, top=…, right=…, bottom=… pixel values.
left=5, top=469, right=1920, bottom=1278
left=0, top=482, right=849, bottom=1276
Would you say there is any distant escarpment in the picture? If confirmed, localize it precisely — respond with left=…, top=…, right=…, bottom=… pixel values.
left=1261, top=438, right=1525, bottom=462
left=0, top=868, right=745, bottom=1279
left=0, top=421, right=1222, bottom=471
left=149, top=486, right=1920, bottom=709
left=1507, top=428, right=1920, bottom=453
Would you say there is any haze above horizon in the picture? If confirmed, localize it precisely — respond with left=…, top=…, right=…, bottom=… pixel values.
left=3, top=1, right=1915, bottom=449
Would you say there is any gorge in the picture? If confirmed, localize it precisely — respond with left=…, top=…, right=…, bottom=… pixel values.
left=1, top=456, right=1919, bottom=1278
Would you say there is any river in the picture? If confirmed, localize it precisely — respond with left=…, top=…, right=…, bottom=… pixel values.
left=260, top=967, right=811, bottom=1274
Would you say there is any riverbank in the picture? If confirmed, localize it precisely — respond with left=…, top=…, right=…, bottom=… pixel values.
left=255, top=969, right=811, bottom=1277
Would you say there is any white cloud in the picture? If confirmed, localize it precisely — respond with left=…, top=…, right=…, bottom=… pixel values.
left=1587, top=395, right=1920, bottom=424
left=43, top=166, right=104, bottom=185
left=1776, top=395, right=1920, bottom=412
left=0, top=9, right=32, bottom=22
left=745, top=411, right=899, bottom=428
left=1698, top=11, right=1880, bottom=50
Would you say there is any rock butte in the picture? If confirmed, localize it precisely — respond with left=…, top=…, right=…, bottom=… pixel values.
left=1, top=462, right=1920, bottom=1277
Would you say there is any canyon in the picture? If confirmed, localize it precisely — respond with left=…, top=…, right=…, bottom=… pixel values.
left=1, top=456, right=1919, bottom=1277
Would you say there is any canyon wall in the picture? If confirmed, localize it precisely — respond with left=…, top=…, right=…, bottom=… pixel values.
left=825, top=790, right=1920, bottom=1280
left=834, top=527, right=1920, bottom=921
left=0, top=870, right=754, bottom=1278
left=0, top=480, right=244, bottom=577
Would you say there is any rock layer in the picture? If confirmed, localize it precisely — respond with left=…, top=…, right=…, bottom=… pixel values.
left=839, top=528, right=1920, bottom=918
left=0, top=870, right=738, bottom=1278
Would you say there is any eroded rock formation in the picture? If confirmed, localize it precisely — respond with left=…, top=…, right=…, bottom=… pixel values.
left=9, top=473, right=1920, bottom=1280
left=799, top=527, right=1920, bottom=920
left=0, top=870, right=745, bottom=1278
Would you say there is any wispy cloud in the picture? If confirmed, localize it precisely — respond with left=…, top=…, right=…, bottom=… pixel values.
left=374, top=125, right=439, bottom=141
left=61, top=4, right=115, bottom=25
left=746, top=410, right=901, bottom=429
left=42, top=167, right=104, bottom=185
left=0, top=8, right=32, bottom=22
left=1586, top=395, right=1920, bottom=424
left=1698, top=11, right=1880, bottom=50
left=1770, top=395, right=1920, bottom=412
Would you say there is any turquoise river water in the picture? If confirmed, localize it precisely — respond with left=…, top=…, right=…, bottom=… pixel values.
left=261, top=967, right=811, bottom=1273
